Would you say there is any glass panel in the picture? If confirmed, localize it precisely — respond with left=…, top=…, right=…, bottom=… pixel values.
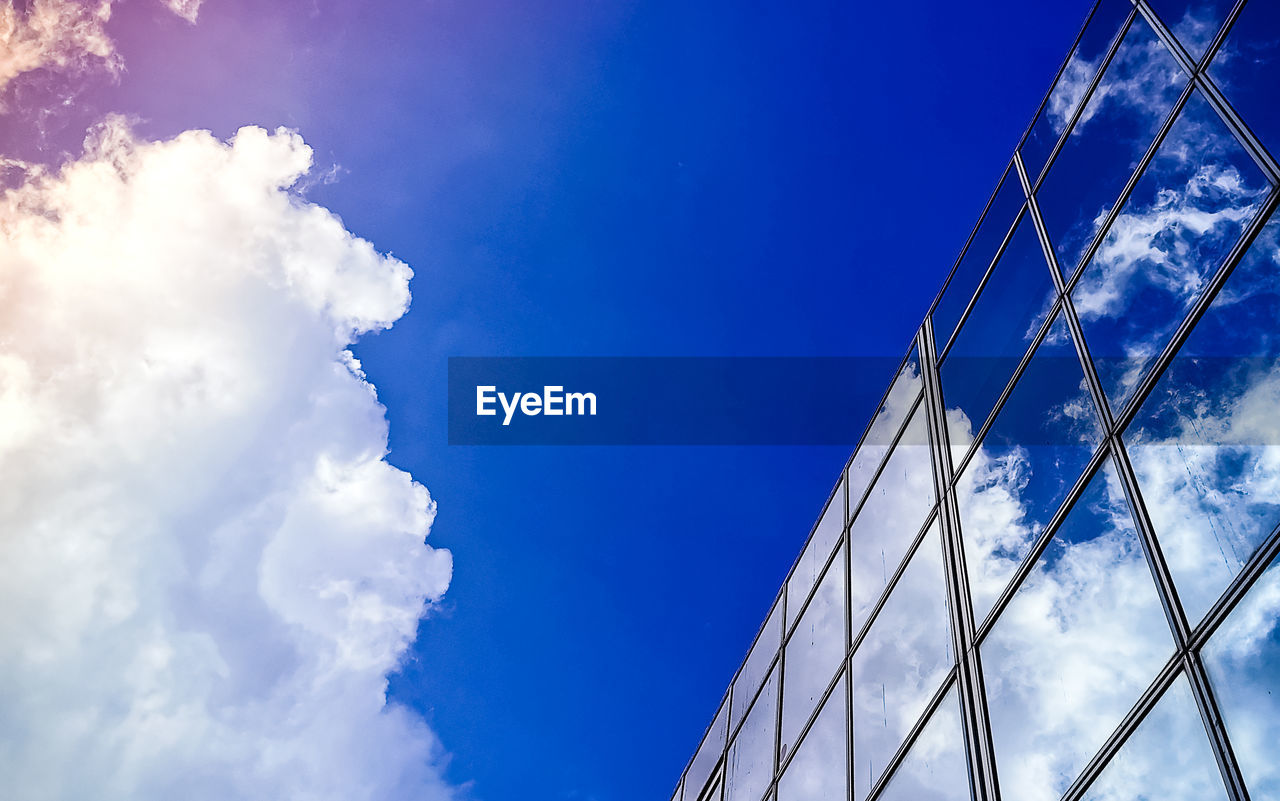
left=957, top=311, right=1102, bottom=624
left=726, top=664, right=779, bottom=801
left=982, top=460, right=1175, bottom=801
left=851, top=523, right=952, bottom=801
left=1079, top=675, right=1228, bottom=801
left=848, top=350, right=922, bottom=518
left=1150, top=0, right=1235, bottom=60
left=1038, top=16, right=1188, bottom=280
left=1202, top=552, right=1280, bottom=801
left=788, top=478, right=845, bottom=630
left=689, top=696, right=730, bottom=801
left=1209, top=1, right=1280, bottom=156
left=873, top=685, right=969, bottom=801
left=1022, top=0, right=1133, bottom=181
left=940, top=215, right=1056, bottom=457
left=776, top=673, right=848, bottom=801
left=1124, top=213, right=1280, bottom=624
left=674, top=778, right=686, bottom=801
left=781, top=544, right=846, bottom=759
left=733, top=596, right=784, bottom=734
left=933, top=170, right=1025, bottom=354
left=1072, top=90, right=1269, bottom=411
left=848, top=406, right=935, bottom=636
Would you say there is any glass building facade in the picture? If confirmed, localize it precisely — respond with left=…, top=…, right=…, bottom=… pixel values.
left=671, top=2, right=1280, bottom=800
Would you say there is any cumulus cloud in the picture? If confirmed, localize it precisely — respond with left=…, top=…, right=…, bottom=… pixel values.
left=0, top=0, right=199, bottom=95
left=0, top=119, right=454, bottom=800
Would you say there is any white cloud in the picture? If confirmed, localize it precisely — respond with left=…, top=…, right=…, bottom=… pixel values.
left=0, top=0, right=199, bottom=95
left=0, top=119, right=455, bottom=800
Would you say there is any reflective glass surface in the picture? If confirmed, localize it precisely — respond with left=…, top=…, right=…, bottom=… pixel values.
left=982, top=461, right=1174, bottom=801
left=726, top=665, right=778, bottom=801
left=1125, top=213, right=1280, bottom=624
left=787, top=479, right=844, bottom=630
left=1038, top=16, right=1188, bottom=279
left=873, top=685, right=968, bottom=801
left=1210, top=1, right=1280, bottom=156
left=940, top=215, right=1056, bottom=457
left=689, top=696, right=730, bottom=801
left=957, top=311, right=1102, bottom=624
left=781, top=545, right=846, bottom=759
left=1078, top=675, right=1228, bottom=801
left=1021, top=0, right=1132, bottom=182
left=932, top=171, right=1024, bottom=354
left=847, top=351, right=922, bottom=516
left=732, top=597, right=784, bottom=733
left=851, top=523, right=952, bottom=801
left=1150, top=0, right=1235, bottom=60
left=848, top=407, right=935, bottom=637
left=776, top=674, right=847, bottom=801
left=1202, top=551, right=1280, bottom=800
left=1073, top=90, right=1269, bottom=410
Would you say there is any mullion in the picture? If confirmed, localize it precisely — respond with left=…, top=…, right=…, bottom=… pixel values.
left=920, top=322, right=995, bottom=801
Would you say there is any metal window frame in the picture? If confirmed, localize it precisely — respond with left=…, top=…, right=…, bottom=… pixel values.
left=673, top=2, right=1280, bottom=800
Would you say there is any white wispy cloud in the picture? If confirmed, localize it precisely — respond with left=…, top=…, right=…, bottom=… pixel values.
left=0, top=119, right=455, bottom=800
left=0, top=0, right=200, bottom=95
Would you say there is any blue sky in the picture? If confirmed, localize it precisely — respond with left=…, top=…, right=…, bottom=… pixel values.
left=0, top=1, right=1101, bottom=799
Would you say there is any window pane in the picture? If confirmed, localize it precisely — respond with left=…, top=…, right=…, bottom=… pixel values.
left=874, top=685, right=969, bottom=801
left=788, top=478, right=845, bottom=630
left=932, top=170, right=1025, bottom=355
left=733, top=596, right=784, bottom=734
left=1038, top=16, right=1188, bottom=280
left=1150, top=0, right=1235, bottom=59
left=781, top=544, right=846, bottom=760
left=851, top=523, right=952, bottom=801
left=776, top=673, right=847, bottom=801
left=726, top=665, right=778, bottom=801
left=1079, top=675, right=1228, bottom=801
left=848, top=350, right=922, bottom=517
left=957, top=311, right=1102, bottom=624
left=689, top=696, right=730, bottom=801
left=940, top=215, right=1056, bottom=458
left=1021, top=0, right=1132, bottom=182
left=1072, top=90, right=1269, bottom=411
left=1209, top=1, right=1280, bottom=156
left=1202, top=551, right=1280, bottom=800
left=849, top=406, right=935, bottom=636
left=982, top=460, right=1174, bottom=801
left=1124, top=213, right=1280, bottom=624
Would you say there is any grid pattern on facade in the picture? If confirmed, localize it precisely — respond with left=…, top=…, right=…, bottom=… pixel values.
left=671, top=2, right=1280, bottom=800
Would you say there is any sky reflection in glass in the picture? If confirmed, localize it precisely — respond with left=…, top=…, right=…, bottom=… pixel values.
left=851, top=523, right=951, bottom=801
left=873, top=685, right=968, bottom=801
left=781, top=545, right=845, bottom=761
left=957, top=311, right=1102, bottom=624
left=940, top=214, right=1056, bottom=459
left=1072, top=89, right=1269, bottom=411
left=1038, top=15, right=1187, bottom=280
left=982, top=461, right=1173, bottom=801
left=726, top=663, right=778, bottom=801
left=1210, top=1, right=1280, bottom=157
left=776, top=674, right=847, bottom=801
left=1125, top=212, right=1280, bottom=624
left=1078, top=675, right=1227, bottom=801
left=1021, top=0, right=1132, bottom=183
left=1202, top=552, right=1280, bottom=801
